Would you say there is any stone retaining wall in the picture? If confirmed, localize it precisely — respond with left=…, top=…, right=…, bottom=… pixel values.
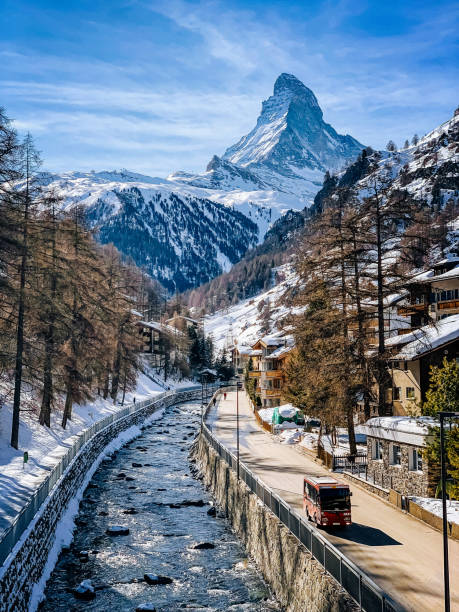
left=193, top=434, right=357, bottom=612
left=0, top=389, right=201, bottom=612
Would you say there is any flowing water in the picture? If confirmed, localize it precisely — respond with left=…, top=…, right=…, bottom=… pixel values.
left=40, top=401, right=279, bottom=612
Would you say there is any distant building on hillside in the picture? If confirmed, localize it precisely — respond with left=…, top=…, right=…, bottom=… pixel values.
left=165, top=314, right=199, bottom=332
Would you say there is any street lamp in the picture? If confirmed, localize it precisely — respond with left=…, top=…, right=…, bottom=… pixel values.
left=439, top=410, right=458, bottom=612
left=228, top=378, right=243, bottom=480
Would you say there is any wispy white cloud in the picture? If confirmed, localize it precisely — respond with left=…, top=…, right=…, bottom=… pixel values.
left=2, top=0, right=457, bottom=173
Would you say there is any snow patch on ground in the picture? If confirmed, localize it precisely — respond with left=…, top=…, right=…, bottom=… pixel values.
left=410, top=497, right=459, bottom=526
left=0, top=364, right=168, bottom=533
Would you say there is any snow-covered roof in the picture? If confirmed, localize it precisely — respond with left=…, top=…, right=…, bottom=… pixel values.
left=138, top=320, right=184, bottom=336
left=259, top=333, right=294, bottom=347
left=434, top=257, right=459, bottom=266
left=166, top=315, right=198, bottom=324
left=360, top=416, right=439, bottom=446
left=393, top=314, right=459, bottom=360
left=130, top=309, right=143, bottom=318
left=266, top=345, right=294, bottom=359
left=429, top=266, right=459, bottom=283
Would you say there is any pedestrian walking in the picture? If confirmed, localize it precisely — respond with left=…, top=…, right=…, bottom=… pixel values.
left=213, top=398, right=217, bottom=407
left=224, top=392, right=227, bottom=400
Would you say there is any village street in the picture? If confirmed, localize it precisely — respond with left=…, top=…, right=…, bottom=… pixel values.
left=207, top=390, right=459, bottom=612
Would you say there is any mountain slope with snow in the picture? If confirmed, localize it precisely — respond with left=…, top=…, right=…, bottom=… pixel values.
left=171, top=73, right=364, bottom=203
left=45, top=74, right=367, bottom=290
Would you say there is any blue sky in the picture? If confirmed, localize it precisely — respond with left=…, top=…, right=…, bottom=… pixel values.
left=1, top=0, right=458, bottom=176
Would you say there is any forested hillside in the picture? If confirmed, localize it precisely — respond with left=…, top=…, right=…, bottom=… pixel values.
left=190, top=108, right=459, bottom=314
left=0, top=110, right=162, bottom=449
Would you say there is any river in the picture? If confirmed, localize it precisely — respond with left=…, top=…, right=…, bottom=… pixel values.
left=40, top=401, right=279, bottom=611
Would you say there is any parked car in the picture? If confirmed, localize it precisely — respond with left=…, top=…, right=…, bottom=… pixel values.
left=303, top=475, right=352, bottom=527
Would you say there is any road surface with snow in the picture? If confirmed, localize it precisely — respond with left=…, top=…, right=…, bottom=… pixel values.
left=207, top=390, right=459, bottom=612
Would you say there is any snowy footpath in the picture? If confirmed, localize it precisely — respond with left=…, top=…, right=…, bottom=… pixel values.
left=0, top=366, right=190, bottom=535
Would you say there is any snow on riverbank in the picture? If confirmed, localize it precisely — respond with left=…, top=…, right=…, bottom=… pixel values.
left=410, top=497, right=459, bottom=526
left=0, top=364, right=184, bottom=532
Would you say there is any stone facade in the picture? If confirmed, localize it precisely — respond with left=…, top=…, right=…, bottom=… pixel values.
left=366, top=436, right=434, bottom=497
left=193, top=434, right=357, bottom=612
left=0, top=389, right=202, bottom=612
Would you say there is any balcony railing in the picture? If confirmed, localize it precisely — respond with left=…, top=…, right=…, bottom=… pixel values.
left=263, top=369, right=283, bottom=378
left=248, top=371, right=261, bottom=378
left=437, top=299, right=459, bottom=311
left=397, top=303, right=427, bottom=316
left=263, top=389, right=282, bottom=397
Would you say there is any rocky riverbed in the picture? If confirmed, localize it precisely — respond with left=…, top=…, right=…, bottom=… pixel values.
left=39, top=402, right=279, bottom=611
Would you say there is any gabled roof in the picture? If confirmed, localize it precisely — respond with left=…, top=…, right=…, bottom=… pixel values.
left=266, top=345, right=294, bottom=359
left=360, top=416, right=439, bottom=446
left=392, top=314, right=459, bottom=360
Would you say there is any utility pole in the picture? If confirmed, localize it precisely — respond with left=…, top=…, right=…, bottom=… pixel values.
left=439, top=411, right=458, bottom=612
left=236, top=381, right=240, bottom=480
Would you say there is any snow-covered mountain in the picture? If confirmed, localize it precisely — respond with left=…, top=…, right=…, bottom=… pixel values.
left=170, top=73, right=364, bottom=201
left=45, top=74, right=366, bottom=291
left=44, top=170, right=259, bottom=292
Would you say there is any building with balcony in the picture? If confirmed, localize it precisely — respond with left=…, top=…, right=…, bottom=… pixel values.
left=386, top=313, right=459, bottom=415
left=231, top=345, right=261, bottom=374
left=250, top=334, right=294, bottom=408
left=396, top=259, right=459, bottom=329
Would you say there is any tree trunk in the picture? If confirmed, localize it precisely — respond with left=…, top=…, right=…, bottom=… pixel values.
left=111, top=342, right=121, bottom=403
left=375, top=194, right=389, bottom=416
left=39, top=345, right=53, bottom=427
left=62, top=379, right=73, bottom=429
left=103, top=366, right=110, bottom=399
left=39, top=204, right=57, bottom=428
left=11, top=144, right=31, bottom=449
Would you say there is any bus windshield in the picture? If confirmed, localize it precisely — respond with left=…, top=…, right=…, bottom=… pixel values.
left=319, top=488, right=350, bottom=511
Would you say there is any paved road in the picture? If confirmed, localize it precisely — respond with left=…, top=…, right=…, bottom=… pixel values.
left=207, top=390, right=459, bottom=612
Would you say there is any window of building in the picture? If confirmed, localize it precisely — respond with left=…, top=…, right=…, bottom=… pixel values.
left=391, top=444, right=401, bottom=465
left=409, top=448, right=423, bottom=471
left=372, top=439, right=383, bottom=460
left=393, top=387, right=401, bottom=401
left=392, top=361, right=400, bottom=369
left=406, top=387, right=415, bottom=399
left=403, top=361, right=408, bottom=371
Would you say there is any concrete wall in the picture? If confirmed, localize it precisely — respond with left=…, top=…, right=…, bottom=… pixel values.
left=0, top=389, right=201, bottom=612
left=193, top=434, right=357, bottom=612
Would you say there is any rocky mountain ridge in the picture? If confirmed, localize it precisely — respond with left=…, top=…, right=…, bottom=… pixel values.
left=45, top=74, right=367, bottom=291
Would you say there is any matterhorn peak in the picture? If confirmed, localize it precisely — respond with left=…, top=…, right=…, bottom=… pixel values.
left=222, top=73, right=363, bottom=182
left=273, top=73, right=313, bottom=97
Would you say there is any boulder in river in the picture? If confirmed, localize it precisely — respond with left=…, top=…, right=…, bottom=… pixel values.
left=116, top=473, right=127, bottom=479
left=123, top=508, right=138, bottom=515
left=73, top=579, right=95, bottom=600
left=207, top=506, right=217, bottom=517
left=125, top=476, right=136, bottom=482
left=98, top=510, right=108, bottom=516
left=132, top=462, right=143, bottom=468
left=136, top=605, right=156, bottom=611
left=144, top=574, right=173, bottom=585
left=106, top=525, right=130, bottom=536
left=193, top=542, right=215, bottom=550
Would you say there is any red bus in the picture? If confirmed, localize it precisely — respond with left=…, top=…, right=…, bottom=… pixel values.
left=303, top=476, right=352, bottom=527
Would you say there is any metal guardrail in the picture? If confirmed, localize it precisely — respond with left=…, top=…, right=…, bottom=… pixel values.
left=201, top=393, right=404, bottom=612
left=0, top=384, right=206, bottom=568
